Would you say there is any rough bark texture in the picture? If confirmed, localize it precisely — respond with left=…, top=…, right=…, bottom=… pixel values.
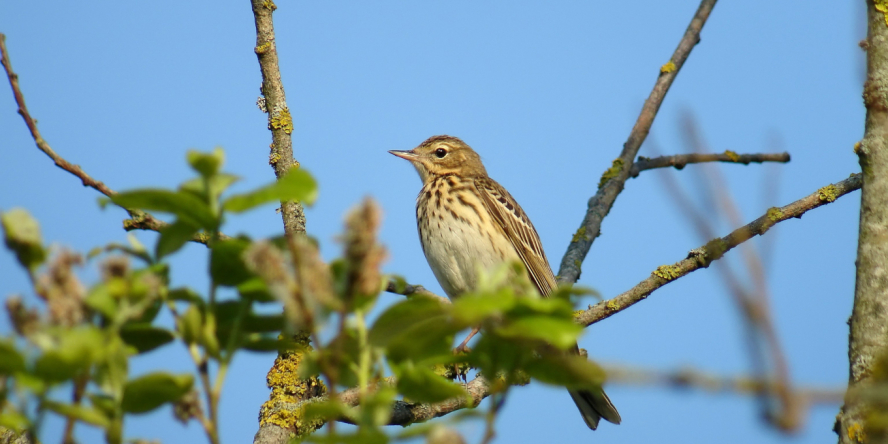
left=0, top=429, right=29, bottom=444
left=251, top=0, right=306, bottom=237
left=836, top=3, right=888, bottom=443
left=250, top=2, right=318, bottom=444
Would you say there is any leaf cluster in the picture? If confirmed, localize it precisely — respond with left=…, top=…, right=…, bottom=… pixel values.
left=1, top=148, right=603, bottom=444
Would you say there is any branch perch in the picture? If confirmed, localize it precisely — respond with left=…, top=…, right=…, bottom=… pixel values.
left=575, top=173, right=862, bottom=327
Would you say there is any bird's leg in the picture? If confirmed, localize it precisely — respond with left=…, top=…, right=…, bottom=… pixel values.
left=454, top=326, right=480, bottom=354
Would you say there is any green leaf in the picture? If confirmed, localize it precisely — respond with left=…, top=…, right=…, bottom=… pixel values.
left=524, top=354, right=606, bottom=390
left=396, top=365, right=466, bottom=403
left=34, top=327, right=105, bottom=382
left=1, top=208, right=46, bottom=272
left=181, top=173, right=240, bottom=201
left=210, top=237, right=254, bottom=287
left=307, top=431, right=389, bottom=444
left=451, top=290, right=515, bottom=327
left=303, top=399, right=350, bottom=423
left=178, top=305, right=202, bottom=345
left=85, top=284, right=118, bottom=319
left=222, top=168, right=317, bottom=213
left=369, top=296, right=450, bottom=347
left=0, top=410, right=29, bottom=432
left=167, top=287, right=204, bottom=305
left=0, top=341, right=25, bottom=374
left=241, top=336, right=296, bottom=353
left=370, top=297, right=457, bottom=363
left=237, top=278, right=276, bottom=303
left=494, top=316, right=582, bottom=350
left=44, top=401, right=111, bottom=428
left=212, top=300, right=247, bottom=348
left=120, top=324, right=175, bottom=354
left=121, top=372, right=194, bottom=414
left=356, top=386, right=396, bottom=427
left=386, top=315, right=457, bottom=364
left=88, top=394, right=117, bottom=418
left=110, top=189, right=218, bottom=230
left=187, top=147, right=225, bottom=178
left=242, top=313, right=285, bottom=333
left=156, top=219, right=200, bottom=260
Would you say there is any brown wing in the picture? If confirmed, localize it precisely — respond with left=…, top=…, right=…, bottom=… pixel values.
left=474, top=177, right=558, bottom=297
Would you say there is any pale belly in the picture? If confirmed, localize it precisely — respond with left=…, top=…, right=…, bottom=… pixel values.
left=419, top=206, right=519, bottom=299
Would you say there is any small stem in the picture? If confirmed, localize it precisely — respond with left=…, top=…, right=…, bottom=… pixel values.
left=355, top=310, right=371, bottom=400
left=188, top=343, right=219, bottom=444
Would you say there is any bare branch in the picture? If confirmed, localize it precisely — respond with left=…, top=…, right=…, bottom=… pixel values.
left=250, top=0, right=305, bottom=239
left=667, top=116, right=799, bottom=432
left=602, top=365, right=845, bottom=407
left=1, top=34, right=115, bottom=199
left=575, top=173, right=862, bottom=327
left=629, top=151, right=791, bottom=178
left=557, top=0, right=718, bottom=285
left=0, top=33, right=216, bottom=246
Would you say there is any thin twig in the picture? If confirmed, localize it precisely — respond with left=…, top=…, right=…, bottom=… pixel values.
left=601, top=365, right=845, bottom=406
left=0, top=34, right=114, bottom=198
left=629, top=151, right=790, bottom=177
left=0, top=33, right=214, bottom=246
left=677, top=115, right=798, bottom=431
left=575, top=173, right=862, bottom=327
left=557, top=0, right=718, bottom=285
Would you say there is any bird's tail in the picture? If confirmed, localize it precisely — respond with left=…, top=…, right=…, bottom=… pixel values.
left=567, top=388, right=622, bottom=430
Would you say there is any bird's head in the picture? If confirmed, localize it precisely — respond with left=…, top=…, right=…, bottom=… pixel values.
left=389, top=135, right=488, bottom=183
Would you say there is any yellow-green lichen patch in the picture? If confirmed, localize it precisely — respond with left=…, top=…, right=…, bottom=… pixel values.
left=652, top=265, right=682, bottom=281
left=598, top=158, right=624, bottom=189
left=269, top=151, right=282, bottom=166
left=660, top=61, right=676, bottom=74
left=270, top=107, right=294, bottom=135
left=255, top=42, right=273, bottom=54
left=847, top=422, right=866, bottom=443
left=259, top=332, right=327, bottom=431
left=876, top=0, right=888, bottom=27
left=854, top=141, right=863, bottom=155
left=723, top=150, right=740, bottom=162
left=571, top=226, right=587, bottom=243
left=818, top=185, right=838, bottom=203
left=766, top=207, right=784, bottom=222
left=573, top=259, right=582, bottom=272
left=605, top=299, right=620, bottom=311
left=263, top=0, right=278, bottom=11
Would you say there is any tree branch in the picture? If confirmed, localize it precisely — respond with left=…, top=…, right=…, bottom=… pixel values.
left=601, top=365, right=845, bottom=407
left=629, top=151, right=791, bottom=178
left=0, top=33, right=215, bottom=246
left=250, top=0, right=305, bottom=239
left=835, top=1, right=888, bottom=442
left=557, top=0, right=718, bottom=285
left=0, top=34, right=114, bottom=199
left=575, top=173, right=862, bottom=327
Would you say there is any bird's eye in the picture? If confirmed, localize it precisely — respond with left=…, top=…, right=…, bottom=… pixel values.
left=434, top=148, right=447, bottom=158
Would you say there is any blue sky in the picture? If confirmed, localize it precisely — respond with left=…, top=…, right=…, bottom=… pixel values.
left=0, top=1, right=863, bottom=443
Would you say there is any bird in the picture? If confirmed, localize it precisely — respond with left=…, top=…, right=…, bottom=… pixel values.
left=389, top=135, right=621, bottom=430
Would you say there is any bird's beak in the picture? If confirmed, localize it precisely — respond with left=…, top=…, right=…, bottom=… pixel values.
left=388, top=149, right=419, bottom=161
